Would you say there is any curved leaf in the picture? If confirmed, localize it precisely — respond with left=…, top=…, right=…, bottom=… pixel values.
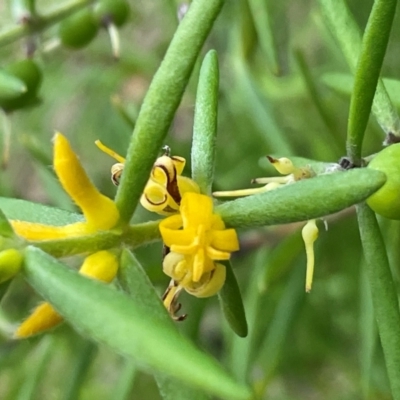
left=217, top=168, right=386, bottom=228
left=23, top=247, right=252, bottom=400
left=218, top=261, right=248, bottom=338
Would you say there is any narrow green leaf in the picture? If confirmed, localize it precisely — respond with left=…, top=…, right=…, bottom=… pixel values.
left=111, top=95, right=136, bottom=130
left=359, top=265, right=376, bottom=398
left=24, top=247, right=251, bottom=400
left=0, top=208, right=14, bottom=238
left=61, top=340, right=97, bottom=400
left=113, top=359, right=136, bottom=400
left=0, top=197, right=82, bottom=225
left=347, top=0, right=398, bottom=163
left=119, top=249, right=210, bottom=400
left=0, top=280, right=11, bottom=304
left=115, top=0, right=225, bottom=224
left=322, top=73, right=400, bottom=110
left=217, top=168, right=386, bottom=228
left=247, top=0, right=280, bottom=74
left=255, top=263, right=305, bottom=393
left=191, top=49, right=219, bottom=196
left=318, top=0, right=400, bottom=144
left=16, top=336, right=54, bottom=400
left=294, top=49, right=342, bottom=155
left=218, top=260, right=248, bottom=338
left=357, top=203, right=400, bottom=399
left=19, top=134, right=53, bottom=168
left=0, top=70, right=26, bottom=101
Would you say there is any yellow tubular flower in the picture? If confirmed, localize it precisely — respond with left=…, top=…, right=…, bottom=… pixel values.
left=11, top=133, right=120, bottom=241
left=54, top=133, right=119, bottom=230
left=213, top=155, right=320, bottom=292
left=16, top=251, right=118, bottom=338
left=302, top=219, right=319, bottom=293
left=96, top=140, right=200, bottom=215
left=159, top=192, right=239, bottom=282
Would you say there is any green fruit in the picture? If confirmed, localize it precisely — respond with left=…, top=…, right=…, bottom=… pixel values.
left=59, top=10, right=99, bottom=49
left=0, top=70, right=27, bottom=102
left=0, top=59, right=42, bottom=112
left=367, top=143, right=400, bottom=219
left=94, top=0, right=130, bottom=27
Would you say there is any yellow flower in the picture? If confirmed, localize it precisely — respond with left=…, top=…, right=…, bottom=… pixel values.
left=96, top=141, right=199, bottom=215
left=159, top=192, right=239, bottom=282
left=16, top=250, right=118, bottom=338
left=11, top=133, right=120, bottom=240
left=159, top=192, right=239, bottom=319
left=214, top=155, right=320, bottom=292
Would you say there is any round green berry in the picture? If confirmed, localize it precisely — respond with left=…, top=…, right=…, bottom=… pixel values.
left=0, top=59, right=42, bottom=112
left=94, top=0, right=130, bottom=27
left=367, top=143, right=400, bottom=219
left=59, top=10, right=99, bottom=49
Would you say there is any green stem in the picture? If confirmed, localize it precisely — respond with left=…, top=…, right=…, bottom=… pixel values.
left=115, top=0, right=225, bottom=224
left=346, top=0, right=397, bottom=164
left=356, top=203, right=400, bottom=399
left=0, top=0, right=94, bottom=47
left=32, top=221, right=160, bottom=257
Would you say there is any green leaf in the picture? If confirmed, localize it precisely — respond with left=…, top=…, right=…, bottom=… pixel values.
left=357, top=203, right=400, bottom=400
left=255, top=263, right=305, bottom=393
left=0, top=197, right=82, bottom=225
left=191, top=49, right=219, bottom=196
left=322, top=73, right=400, bottom=110
left=347, top=0, right=398, bottom=163
left=217, top=168, right=386, bottom=228
left=23, top=247, right=252, bottom=400
left=119, top=249, right=210, bottom=400
left=218, top=261, right=248, bottom=338
left=247, top=0, right=280, bottom=75
left=0, top=208, right=15, bottom=238
left=0, top=69, right=27, bottom=101
left=318, top=0, right=400, bottom=145
left=115, top=0, right=225, bottom=224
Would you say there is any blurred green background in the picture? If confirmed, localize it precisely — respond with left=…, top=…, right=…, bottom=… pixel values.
left=0, top=0, right=399, bottom=399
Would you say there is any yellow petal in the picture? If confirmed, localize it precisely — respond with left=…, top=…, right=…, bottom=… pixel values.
left=177, top=176, right=200, bottom=196
left=79, top=250, right=118, bottom=283
left=11, top=220, right=93, bottom=240
left=184, top=262, right=226, bottom=298
left=162, top=252, right=188, bottom=281
left=15, top=302, right=63, bottom=338
left=210, top=229, right=240, bottom=253
left=95, top=140, right=126, bottom=163
left=302, top=219, right=319, bottom=292
left=180, top=192, right=213, bottom=228
left=54, top=133, right=119, bottom=231
left=171, top=156, right=186, bottom=175
left=267, top=156, right=295, bottom=175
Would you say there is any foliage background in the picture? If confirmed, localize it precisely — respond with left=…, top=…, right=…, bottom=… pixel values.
left=0, top=0, right=398, bottom=399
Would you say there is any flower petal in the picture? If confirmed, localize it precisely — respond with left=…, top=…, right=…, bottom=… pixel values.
left=11, top=220, right=93, bottom=240
left=211, top=229, right=240, bottom=253
left=15, top=302, right=63, bottom=338
left=79, top=250, right=118, bottom=283
left=54, top=133, right=119, bottom=231
left=180, top=192, right=213, bottom=228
